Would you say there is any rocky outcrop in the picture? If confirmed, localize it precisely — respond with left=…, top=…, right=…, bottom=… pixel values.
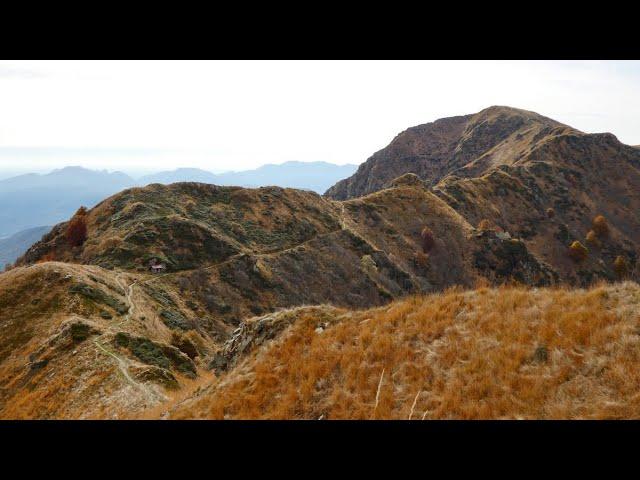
left=325, top=106, right=569, bottom=199
left=208, top=305, right=342, bottom=374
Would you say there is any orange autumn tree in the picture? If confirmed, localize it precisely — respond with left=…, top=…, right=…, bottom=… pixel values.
left=592, top=215, right=609, bottom=238
left=65, top=206, right=88, bottom=247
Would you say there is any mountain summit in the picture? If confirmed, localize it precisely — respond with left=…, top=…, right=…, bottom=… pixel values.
left=325, top=106, right=577, bottom=199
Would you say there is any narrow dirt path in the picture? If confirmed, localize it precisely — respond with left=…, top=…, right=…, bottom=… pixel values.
left=89, top=272, right=166, bottom=403
left=114, top=272, right=138, bottom=327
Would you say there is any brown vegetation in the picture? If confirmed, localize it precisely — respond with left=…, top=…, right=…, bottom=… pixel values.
left=592, top=215, right=609, bottom=238
left=420, top=227, right=435, bottom=253
left=414, top=252, right=429, bottom=269
left=614, top=256, right=629, bottom=279
left=169, top=282, right=640, bottom=420
left=65, top=207, right=88, bottom=247
left=478, top=219, right=492, bottom=231
left=568, top=241, right=588, bottom=262
left=585, top=230, right=600, bottom=248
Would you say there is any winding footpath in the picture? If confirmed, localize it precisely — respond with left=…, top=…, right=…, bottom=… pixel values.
left=92, top=272, right=166, bottom=403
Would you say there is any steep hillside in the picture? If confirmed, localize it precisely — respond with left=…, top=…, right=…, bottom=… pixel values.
left=18, top=183, right=342, bottom=271
left=327, top=106, right=640, bottom=285
left=167, top=282, right=640, bottom=420
left=432, top=131, right=640, bottom=284
left=325, top=106, right=571, bottom=199
left=16, top=176, right=565, bottom=328
left=0, top=262, right=217, bottom=419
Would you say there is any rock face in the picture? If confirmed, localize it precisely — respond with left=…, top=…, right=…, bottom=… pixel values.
left=325, top=106, right=570, bottom=199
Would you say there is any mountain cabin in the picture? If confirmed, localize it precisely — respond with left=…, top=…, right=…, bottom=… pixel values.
left=148, top=258, right=166, bottom=273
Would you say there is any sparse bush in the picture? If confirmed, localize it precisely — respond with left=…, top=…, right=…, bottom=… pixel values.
left=546, top=207, right=555, bottom=219
left=614, top=256, right=629, bottom=279
left=568, top=241, right=588, bottom=262
left=191, top=267, right=209, bottom=289
left=478, top=219, right=492, bottom=231
left=420, top=227, right=435, bottom=253
left=592, top=215, right=609, bottom=238
left=65, top=207, right=88, bottom=247
left=555, top=224, right=570, bottom=243
left=70, top=322, right=91, bottom=342
left=585, top=230, right=600, bottom=248
left=532, top=345, right=549, bottom=363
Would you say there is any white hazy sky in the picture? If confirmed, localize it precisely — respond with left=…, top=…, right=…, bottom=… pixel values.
left=0, top=60, right=639, bottom=177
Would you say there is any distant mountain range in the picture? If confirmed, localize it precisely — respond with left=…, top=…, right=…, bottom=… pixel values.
left=0, top=161, right=359, bottom=265
left=139, top=161, right=358, bottom=193
left=0, top=225, right=51, bottom=268
left=0, top=166, right=134, bottom=237
left=0, top=161, right=358, bottom=238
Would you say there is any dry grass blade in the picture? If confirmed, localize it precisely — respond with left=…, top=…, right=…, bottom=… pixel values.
left=371, top=368, right=385, bottom=419
left=409, top=390, right=421, bottom=420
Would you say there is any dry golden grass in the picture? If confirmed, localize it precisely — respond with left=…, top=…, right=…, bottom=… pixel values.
left=169, top=282, right=640, bottom=420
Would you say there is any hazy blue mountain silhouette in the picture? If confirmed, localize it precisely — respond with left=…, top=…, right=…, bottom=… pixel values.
left=0, top=162, right=358, bottom=238
left=0, top=166, right=135, bottom=236
left=138, top=168, right=219, bottom=185
left=139, top=162, right=358, bottom=193
left=0, top=225, right=52, bottom=268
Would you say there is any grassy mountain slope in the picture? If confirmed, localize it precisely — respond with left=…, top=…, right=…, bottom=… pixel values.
left=0, top=262, right=217, bottom=419
left=167, top=282, right=640, bottom=420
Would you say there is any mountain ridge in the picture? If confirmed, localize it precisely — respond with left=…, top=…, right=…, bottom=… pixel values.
left=3, top=105, right=640, bottom=419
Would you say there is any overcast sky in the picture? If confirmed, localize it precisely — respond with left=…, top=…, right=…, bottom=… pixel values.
left=0, top=60, right=639, bottom=177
